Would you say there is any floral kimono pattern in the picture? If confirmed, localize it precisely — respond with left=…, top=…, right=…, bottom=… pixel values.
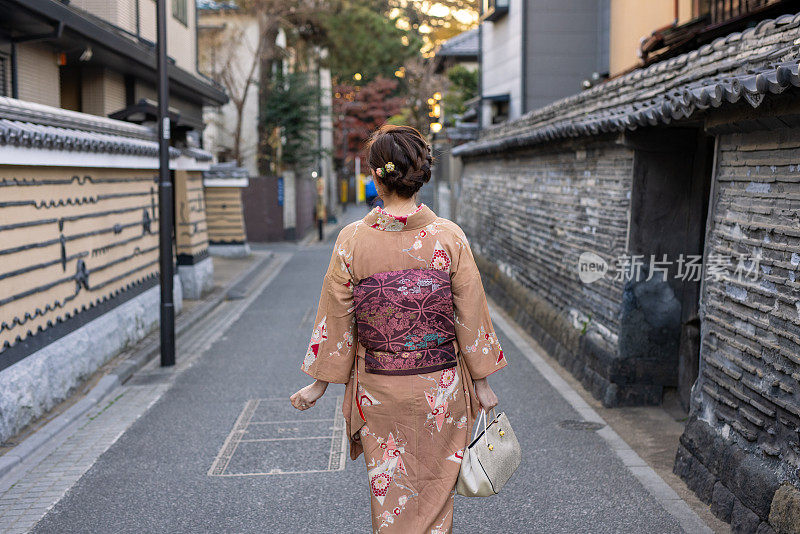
left=353, top=268, right=457, bottom=375
left=301, top=204, right=507, bottom=534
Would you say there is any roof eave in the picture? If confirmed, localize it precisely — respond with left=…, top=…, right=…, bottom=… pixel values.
left=14, top=0, right=228, bottom=106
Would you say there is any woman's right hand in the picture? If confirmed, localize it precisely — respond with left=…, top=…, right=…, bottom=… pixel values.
left=290, top=380, right=328, bottom=411
left=473, top=377, right=498, bottom=412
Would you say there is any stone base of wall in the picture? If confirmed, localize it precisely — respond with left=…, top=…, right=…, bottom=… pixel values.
left=675, top=416, right=799, bottom=534
left=475, top=253, right=663, bottom=407
left=209, top=243, right=251, bottom=258
left=178, top=257, right=214, bottom=300
left=0, top=275, right=183, bottom=443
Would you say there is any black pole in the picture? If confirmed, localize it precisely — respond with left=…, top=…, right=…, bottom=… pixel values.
left=156, top=0, right=175, bottom=366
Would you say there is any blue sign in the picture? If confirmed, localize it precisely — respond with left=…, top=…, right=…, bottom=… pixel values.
left=277, top=177, right=284, bottom=206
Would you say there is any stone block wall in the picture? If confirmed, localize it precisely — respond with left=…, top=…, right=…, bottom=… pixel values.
left=457, top=135, right=646, bottom=405
left=677, top=127, right=800, bottom=532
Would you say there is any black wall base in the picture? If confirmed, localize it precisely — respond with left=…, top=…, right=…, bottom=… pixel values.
left=674, top=416, right=797, bottom=534
left=475, top=253, right=663, bottom=407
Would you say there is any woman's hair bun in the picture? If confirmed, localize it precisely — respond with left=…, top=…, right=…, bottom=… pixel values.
left=366, top=125, right=434, bottom=198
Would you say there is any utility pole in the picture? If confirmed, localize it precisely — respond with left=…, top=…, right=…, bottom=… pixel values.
left=156, top=0, right=175, bottom=366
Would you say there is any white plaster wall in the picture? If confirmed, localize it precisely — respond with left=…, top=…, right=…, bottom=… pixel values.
left=283, top=170, right=297, bottom=236
left=318, top=57, right=337, bottom=216
left=199, top=13, right=261, bottom=176
left=72, top=1, right=197, bottom=75
left=136, top=0, right=197, bottom=75
left=480, top=0, right=523, bottom=125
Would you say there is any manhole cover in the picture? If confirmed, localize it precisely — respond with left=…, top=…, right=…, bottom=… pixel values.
left=557, top=419, right=605, bottom=431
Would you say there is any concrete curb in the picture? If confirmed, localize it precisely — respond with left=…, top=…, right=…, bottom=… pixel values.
left=489, top=303, right=714, bottom=534
left=0, top=375, right=120, bottom=481
left=0, top=251, right=275, bottom=481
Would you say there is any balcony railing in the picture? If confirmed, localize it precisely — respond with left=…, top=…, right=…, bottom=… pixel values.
left=708, top=0, right=784, bottom=25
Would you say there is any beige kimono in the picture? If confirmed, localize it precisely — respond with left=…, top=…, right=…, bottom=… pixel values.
left=301, top=204, right=507, bottom=533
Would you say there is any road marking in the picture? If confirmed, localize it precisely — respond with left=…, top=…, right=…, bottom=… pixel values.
left=239, top=437, right=332, bottom=442
left=300, top=306, right=314, bottom=330
left=208, top=396, right=347, bottom=477
left=207, top=399, right=258, bottom=477
left=488, top=303, right=713, bottom=534
left=247, top=419, right=333, bottom=424
left=0, top=253, right=292, bottom=532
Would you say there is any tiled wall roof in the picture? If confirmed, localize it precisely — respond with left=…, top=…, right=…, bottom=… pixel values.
left=203, top=161, right=249, bottom=180
left=0, top=97, right=179, bottom=158
left=436, top=28, right=479, bottom=58
left=454, top=12, right=800, bottom=157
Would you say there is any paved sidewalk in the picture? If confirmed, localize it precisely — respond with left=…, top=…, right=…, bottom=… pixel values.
left=1, top=203, right=712, bottom=533
left=0, top=384, right=168, bottom=533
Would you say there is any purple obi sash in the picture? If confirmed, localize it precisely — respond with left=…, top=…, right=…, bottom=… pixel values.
left=353, top=268, right=456, bottom=375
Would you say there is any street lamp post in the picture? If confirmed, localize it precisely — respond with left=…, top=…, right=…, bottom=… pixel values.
left=156, top=0, right=175, bottom=367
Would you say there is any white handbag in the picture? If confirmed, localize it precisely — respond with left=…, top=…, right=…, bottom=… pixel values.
left=456, top=409, right=521, bottom=497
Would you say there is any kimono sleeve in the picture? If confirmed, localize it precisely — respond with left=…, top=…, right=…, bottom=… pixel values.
left=300, top=231, right=357, bottom=384
left=451, top=232, right=508, bottom=380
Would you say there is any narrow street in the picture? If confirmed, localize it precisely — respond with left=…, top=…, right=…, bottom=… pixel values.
left=13, top=215, right=708, bottom=534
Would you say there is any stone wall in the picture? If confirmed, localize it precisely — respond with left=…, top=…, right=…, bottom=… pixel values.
left=676, top=127, right=800, bottom=533
left=457, top=135, right=646, bottom=405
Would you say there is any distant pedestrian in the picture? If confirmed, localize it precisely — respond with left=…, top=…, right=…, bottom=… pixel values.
left=315, top=177, right=326, bottom=241
left=291, top=124, right=507, bottom=533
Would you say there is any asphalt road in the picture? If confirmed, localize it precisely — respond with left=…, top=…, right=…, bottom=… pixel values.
left=33, top=230, right=688, bottom=533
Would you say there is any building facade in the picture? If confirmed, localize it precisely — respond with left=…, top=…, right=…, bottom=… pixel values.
left=0, top=0, right=225, bottom=443
left=455, top=5, right=800, bottom=532
left=479, top=0, right=610, bottom=125
left=197, top=3, right=336, bottom=242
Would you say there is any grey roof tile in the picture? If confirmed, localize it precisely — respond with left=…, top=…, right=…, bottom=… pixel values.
left=182, top=147, right=213, bottom=162
left=0, top=96, right=184, bottom=158
left=436, top=28, right=479, bottom=58
left=203, top=161, right=248, bottom=179
left=453, top=10, right=800, bottom=157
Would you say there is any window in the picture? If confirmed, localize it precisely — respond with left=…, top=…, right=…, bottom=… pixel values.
left=482, top=0, right=509, bottom=22
left=0, top=54, right=8, bottom=97
left=485, top=94, right=510, bottom=124
left=173, top=0, right=188, bottom=26
left=491, top=100, right=509, bottom=124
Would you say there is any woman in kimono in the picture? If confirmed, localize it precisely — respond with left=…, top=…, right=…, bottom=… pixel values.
left=290, top=125, right=507, bottom=533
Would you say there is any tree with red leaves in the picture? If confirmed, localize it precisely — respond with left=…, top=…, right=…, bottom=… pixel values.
left=333, top=76, right=404, bottom=172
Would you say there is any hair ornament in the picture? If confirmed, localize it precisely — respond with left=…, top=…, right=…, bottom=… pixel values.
left=374, top=161, right=395, bottom=178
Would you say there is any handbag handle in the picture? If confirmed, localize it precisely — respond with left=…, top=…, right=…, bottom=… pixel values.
left=472, top=409, right=487, bottom=441
left=472, top=407, right=501, bottom=450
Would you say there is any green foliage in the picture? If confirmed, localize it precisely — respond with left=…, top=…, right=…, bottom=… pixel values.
left=323, top=4, right=420, bottom=82
left=443, top=64, right=478, bottom=125
left=580, top=315, right=592, bottom=336
left=261, top=70, right=325, bottom=169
